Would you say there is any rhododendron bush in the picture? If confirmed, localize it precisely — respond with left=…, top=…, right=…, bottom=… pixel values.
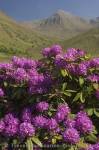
left=0, top=45, right=99, bottom=150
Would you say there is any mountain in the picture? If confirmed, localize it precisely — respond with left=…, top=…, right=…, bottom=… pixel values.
left=62, top=27, right=99, bottom=56
left=90, top=17, right=99, bottom=27
left=0, top=10, right=99, bottom=61
left=0, top=11, right=59, bottom=60
left=23, top=10, right=93, bottom=39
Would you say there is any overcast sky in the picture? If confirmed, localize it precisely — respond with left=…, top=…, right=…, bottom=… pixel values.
left=0, top=0, right=99, bottom=21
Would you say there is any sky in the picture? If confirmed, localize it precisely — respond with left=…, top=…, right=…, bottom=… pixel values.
left=0, top=0, right=99, bottom=21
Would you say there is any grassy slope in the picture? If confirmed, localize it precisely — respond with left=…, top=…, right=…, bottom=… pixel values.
left=0, top=11, right=99, bottom=61
left=62, top=27, right=99, bottom=56
left=0, top=12, right=59, bottom=60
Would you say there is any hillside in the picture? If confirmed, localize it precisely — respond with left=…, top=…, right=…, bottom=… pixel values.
left=0, top=11, right=59, bottom=60
left=90, top=17, right=99, bottom=27
left=62, top=27, right=99, bottom=56
left=0, top=10, right=99, bottom=61
left=24, top=10, right=93, bottom=39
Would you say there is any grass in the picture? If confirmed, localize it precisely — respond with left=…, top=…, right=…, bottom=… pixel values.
left=62, top=27, right=99, bottom=56
left=0, top=12, right=60, bottom=60
left=0, top=11, right=99, bottom=61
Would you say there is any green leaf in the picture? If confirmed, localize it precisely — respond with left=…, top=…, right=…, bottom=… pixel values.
left=54, top=135, right=62, bottom=140
left=65, top=90, right=76, bottom=93
left=44, top=136, right=48, bottom=140
left=79, top=77, right=84, bottom=86
left=86, top=108, right=93, bottom=116
left=31, top=136, right=42, bottom=148
left=68, top=147, right=75, bottom=150
left=94, top=109, right=99, bottom=117
left=63, top=91, right=71, bottom=97
left=12, top=139, right=19, bottom=145
left=61, top=69, right=68, bottom=77
left=52, top=138, right=56, bottom=144
left=60, top=98, right=66, bottom=103
left=50, top=108, right=56, bottom=112
left=80, top=92, right=85, bottom=103
left=62, top=83, right=67, bottom=91
left=85, top=55, right=89, bottom=59
left=93, top=128, right=98, bottom=134
left=77, top=139, right=88, bottom=149
left=86, top=133, right=97, bottom=143
left=73, top=92, right=81, bottom=102
left=48, top=111, right=52, bottom=116
left=4, top=81, right=8, bottom=87
left=26, top=138, right=33, bottom=150
left=93, top=83, right=99, bottom=90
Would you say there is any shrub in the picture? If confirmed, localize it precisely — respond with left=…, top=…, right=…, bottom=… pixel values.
left=0, top=45, right=99, bottom=150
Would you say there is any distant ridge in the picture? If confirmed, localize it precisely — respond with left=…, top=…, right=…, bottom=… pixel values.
left=23, top=10, right=93, bottom=39
left=0, top=10, right=99, bottom=61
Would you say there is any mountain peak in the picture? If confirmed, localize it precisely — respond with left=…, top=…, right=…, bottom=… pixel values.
left=55, top=10, right=71, bottom=16
left=44, top=10, right=79, bottom=26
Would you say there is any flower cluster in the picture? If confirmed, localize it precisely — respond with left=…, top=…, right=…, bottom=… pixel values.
left=63, top=128, right=80, bottom=144
left=75, top=111, right=93, bottom=134
left=55, top=103, right=70, bottom=122
left=0, top=102, right=95, bottom=147
left=88, top=143, right=99, bottom=150
left=0, top=45, right=99, bottom=149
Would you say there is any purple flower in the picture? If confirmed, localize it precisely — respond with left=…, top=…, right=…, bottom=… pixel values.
left=54, top=54, right=67, bottom=69
left=19, top=122, right=35, bottom=137
left=63, top=128, right=80, bottom=144
left=88, top=145, right=94, bottom=150
left=87, top=74, right=99, bottom=83
left=75, top=111, right=93, bottom=134
left=12, top=56, right=37, bottom=69
left=50, top=45, right=62, bottom=56
left=4, top=122, right=19, bottom=137
left=88, top=143, right=99, bottom=150
left=77, top=63, right=87, bottom=76
left=0, top=119, right=5, bottom=132
left=23, top=59, right=37, bottom=69
left=4, top=114, right=19, bottom=137
left=57, top=103, right=70, bottom=115
left=55, top=111, right=66, bottom=123
left=28, top=69, right=38, bottom=78
left=95, top=90, right=99, bottom=99
left=4, top=113, right=15, bottom=123
left=67, top=64, right=77, bottom=75
left=28, top=74, right=52, bottom=94
left=64, top=48, right=77, bottom=61
left=53, top=127, right=61, bottom=134
left=89, top=58, right=99, bottom=68
left=12, top=56, right=25, bottom=68
left=76, top=49, right=86, bottom=57
left=36, top=101, right=49, bottom=112
left=13, top=68, right=28, bottom=82
left=82, top=61, right=91, bottom=68
left=46, top=118, right=58, bottom=130
left=42, top=47, right=51, bottom=57
left=21, top=107, right=32, bottom=122
left=94, top=143, right=99, bottom=150
left=32, top=116, right=47, bottom=128
left=64, top=48, right=86, bottom=61
left=0, top=88, right=4, bottom=97
left=0, top=63, right=13, bottom=70
left=28, top=73, right=44, bottom=86
left=64, top=118, right=76, bottom=128
left=42, top=45, right=62, bottom=57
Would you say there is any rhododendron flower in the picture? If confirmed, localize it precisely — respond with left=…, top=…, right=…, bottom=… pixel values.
left=63, top=128, right=80, bottom=144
